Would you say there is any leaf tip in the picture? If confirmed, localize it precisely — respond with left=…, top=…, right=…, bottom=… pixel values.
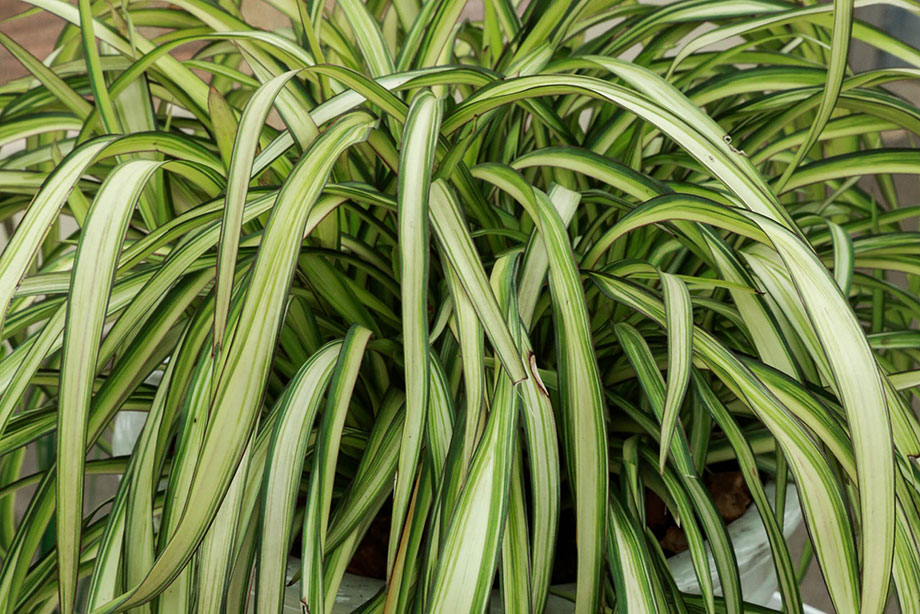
left=528, top=352, right=548, bottom=397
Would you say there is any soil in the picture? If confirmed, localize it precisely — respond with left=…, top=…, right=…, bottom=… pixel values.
left=343, top=469, right=752, bottom=581
left=345, top=507, right=391, bottom=579
left=648, top=470, right=752, bottom=556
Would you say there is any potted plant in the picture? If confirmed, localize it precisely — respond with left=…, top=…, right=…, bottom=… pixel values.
left=1, top=0, right=919, bottom=613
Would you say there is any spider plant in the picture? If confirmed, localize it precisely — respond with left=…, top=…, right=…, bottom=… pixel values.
left=1, top=0, right=920, bottom=612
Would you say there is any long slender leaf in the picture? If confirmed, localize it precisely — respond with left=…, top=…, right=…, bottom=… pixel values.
left=389, top=90, right=441, bottom=574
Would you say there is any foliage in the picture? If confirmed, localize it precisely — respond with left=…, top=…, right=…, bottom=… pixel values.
left=1, top=0, right=920, bottom=613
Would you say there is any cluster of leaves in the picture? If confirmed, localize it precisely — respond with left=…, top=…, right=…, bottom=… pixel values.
left=1, top=0, right=920, bottom=613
